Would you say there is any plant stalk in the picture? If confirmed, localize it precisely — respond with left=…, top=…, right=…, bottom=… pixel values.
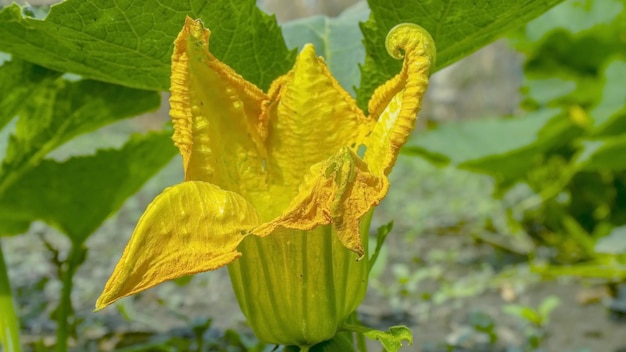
left=55, top=243, right=83, bottom=352
left=347, top=312, right=367, bottom=352
left=0, top=239, right=22, bottom=352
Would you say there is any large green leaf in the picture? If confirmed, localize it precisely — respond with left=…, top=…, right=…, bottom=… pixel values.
left=405, top=109, right=557, bottom=164
left=524, top=0, right=624, bottom=42
left=356, top=0, right=565, bottom=108
left=517, top=0, right=626, bottom=78
left=404, top=109, right=581, bottom=181
left=591, top=59, right=626, bottom=136
left=0, top=131, right=177, bottom=243
left=522, top=77, right=577, bottom=108
left=0, top=0, right=295, bottom=91
left=0, top=77, right=159, bottom=194
left=0, top=219, right=30, bottom=237
left=282, top=2, right=369, bottom=96
left=577, top=137, right=626, bottom=171
left=0, top=58, right=61, bottom=131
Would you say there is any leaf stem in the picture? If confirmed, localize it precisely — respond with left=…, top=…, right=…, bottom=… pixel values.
left=55, top=243, right=84, bottom=352
left=355, top=330, right=367, bottom=352
left=368, top=222, right=393, bottom=274
left=347, top=312, right=367, bottom=352
left=0, top=239, right=22, bottom=352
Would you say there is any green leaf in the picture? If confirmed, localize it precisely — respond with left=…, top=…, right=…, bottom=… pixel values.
left=356, top=0, right=564, bottom=108
left=0, top=219, right=30, bottom=237
left=0, top=58, right=61, bottom=131
left=403, top=109, right=580, bottom=182
left=343, top=324, right=412, bottom=352
left=591, top=60, right=626, bottom=135
left=524, top=0, right=624, bottom=42
left=0, top=0, right=295, bottom=91
left=0, top=77, right=160, bottom=195
left=522, top=77, right=576, bottom=107
left=577, top=136, right=626, bottom=171
left=538, top=296, right=560, bottom=323
left=0, top=131, right=177, bottom=242
left=517, top=2, right=626, bottom=78
left=282, top=3, right=369, bottom=96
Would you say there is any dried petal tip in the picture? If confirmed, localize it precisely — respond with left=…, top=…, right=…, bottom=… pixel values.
left=385, top=23, right=436, bottom=68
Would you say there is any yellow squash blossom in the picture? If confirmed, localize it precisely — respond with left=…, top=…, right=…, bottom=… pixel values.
left=96, top=17, right=435, bottom=348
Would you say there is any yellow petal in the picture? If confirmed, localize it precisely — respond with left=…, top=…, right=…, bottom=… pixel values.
left=261, top=44, right=373, bottom=196
left=255, top=147, right=386, bottom=258
left=364, top=23, right=436, bottom=176
left=95, top=181, right=259, bottom=310
left=170, top=17, right=267, bottom=195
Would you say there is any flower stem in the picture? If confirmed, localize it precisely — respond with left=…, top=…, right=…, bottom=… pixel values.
left=0, top=239, right=22, bottom=352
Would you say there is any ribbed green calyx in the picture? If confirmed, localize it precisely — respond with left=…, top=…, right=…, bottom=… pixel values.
left=227, top=211, right=372, bottom=347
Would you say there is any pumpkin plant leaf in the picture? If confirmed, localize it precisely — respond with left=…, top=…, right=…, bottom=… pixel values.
left=591, top=60, right=626, bottom=135
left=402, top=108, right=583, bottom=182
left=0, top=219, right=30, bottom=237
left=282, top=2, right=370, bottom=95
left=357, top=0, right=565, bottom=108
left=0, top=131, right=177, bottom=243
left=0, top=76, right=160, bottom=195
left=577, top=137, right=626, bottom=172
left=0, top=0, right=295, bottom=91
left=0, top=58, right=61, bottom=131
left=344, top=324, right=412, bottom=352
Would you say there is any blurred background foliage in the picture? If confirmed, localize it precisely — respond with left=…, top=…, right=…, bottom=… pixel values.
left=405, top=0, right=626, bottom=276
left=1, top=0, right=625, bottom=351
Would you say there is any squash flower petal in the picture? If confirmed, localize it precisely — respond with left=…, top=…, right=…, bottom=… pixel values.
left=261, top=44, right=374, bottom=198
left=254, top=147, right=385, bottom=257
left=96, top=181, right=260, bottom=308
left=169, top=17, right=268, bottom=196
left=97, top=17, right=435, bottom=347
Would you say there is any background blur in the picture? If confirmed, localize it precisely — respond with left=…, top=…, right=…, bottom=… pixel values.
left=1, top=0, right=625, bottom=351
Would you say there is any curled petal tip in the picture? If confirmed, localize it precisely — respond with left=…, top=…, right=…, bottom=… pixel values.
left=385, top=23, right=436, bottom=67
left=183, top=16, right=205, bottom=38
